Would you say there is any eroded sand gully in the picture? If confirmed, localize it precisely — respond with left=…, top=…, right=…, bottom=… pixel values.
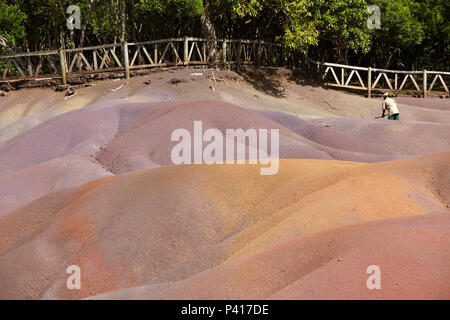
left=0, top=67, right=449, bottom=299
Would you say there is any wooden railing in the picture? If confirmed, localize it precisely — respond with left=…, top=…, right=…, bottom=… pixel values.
left=306, top=57, right=449, bottom=98
left=0, top=49, right=60, bottom=79
left=0, top=37, right=284, bottom=84
left=0, top=38, right=448, bottom=99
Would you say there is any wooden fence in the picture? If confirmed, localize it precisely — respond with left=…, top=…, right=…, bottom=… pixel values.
left=0, top=37, right=283, bottom=85
left=306, top=58, right=449, bottom=98
left=0, top=37, right=448, bottom=98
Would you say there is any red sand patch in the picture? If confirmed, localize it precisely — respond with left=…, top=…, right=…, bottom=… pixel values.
left=124, top=213, right=450, bottom=300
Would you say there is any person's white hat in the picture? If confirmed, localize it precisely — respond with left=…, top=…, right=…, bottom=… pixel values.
left=383, top=92, right=389, bottom=97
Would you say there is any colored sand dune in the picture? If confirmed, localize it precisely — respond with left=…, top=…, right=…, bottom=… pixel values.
left=0, top=68, right=449, bottom=299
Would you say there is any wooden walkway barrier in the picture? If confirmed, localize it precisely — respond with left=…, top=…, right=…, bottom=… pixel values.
left=306, top=57, right=449, bottom=99
left=0, top=38, right=448, bottom=99
left=0, top=38, right=283, bottom=84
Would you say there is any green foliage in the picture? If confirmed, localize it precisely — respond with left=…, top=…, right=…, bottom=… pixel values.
left=136, top=0, right=204, bottom=38
left=0, top=0, right=447, bottom=70
left=0, top=2, right=27, bottom=45
left=310, top=0, right=372, bottom=54
left=365, top=0, right=448, bottom=69
left=231, top=0, right=316, bottom=52
left=231, top=0, right=262, bottom=17
left=229, top=0, right=370, bottom=55
left=411, top=0, right=450, bottom=70
left=138, top=0, right=203, bottom=18
left=373, top=0, right=424, bottom=47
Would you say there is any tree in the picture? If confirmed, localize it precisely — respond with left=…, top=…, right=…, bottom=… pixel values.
left=201, top=0, right=216, bottom=38
left=0, top=2, right=27, bottom=47
left=369, top=0, right=424, bottom=68
left=0, top=0, right=447, bottom=71
left=309, top=0, right=372, bottom=63
left=137, top=0, right=203, bottom=38
left=411, top=0, right=450, bottom=71
left=231, top=0, right=371, bottom=62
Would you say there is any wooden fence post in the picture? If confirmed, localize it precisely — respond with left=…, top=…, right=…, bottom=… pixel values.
left=58, top=48, right=67, bottom=85
left=222, top=39, right=227, bottom=64
left=184, top=37, right=189, bottom=66
left=423, top=69, right=427, bottom=99
left=237, top=40, right=242, bottom=66
left=367, top=67, right=372, bottom=99
left=256, top=41, right=262, bottom=66
left=122, top=42, right=130, bottom=79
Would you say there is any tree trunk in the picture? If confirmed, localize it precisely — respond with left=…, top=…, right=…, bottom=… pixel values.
left=120, top=0, right=126, bottom=43
left=201, top=0, right=216, bottom=39
left=201, top=0, right=217, bottom=63
left=131, top=0, right=137, bottom=42
left=79, top=0, right=93, bottom=48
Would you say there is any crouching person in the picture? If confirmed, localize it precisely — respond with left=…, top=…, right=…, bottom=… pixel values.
left=381, top=92, right=400, bottom=120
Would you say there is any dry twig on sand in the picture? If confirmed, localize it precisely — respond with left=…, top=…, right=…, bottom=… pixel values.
left=207, top=71, right=229, bottom=86
left=109, top=84, right=124, bottom=92
left=323, top=101, right=336, bottom=110
left=64, top=90, right=77, bottom=101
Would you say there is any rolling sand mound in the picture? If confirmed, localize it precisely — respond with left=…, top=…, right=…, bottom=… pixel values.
left=0, top=156, right=112, bottom=215
left=258, top=110, right=450, bottom=162
left=0, top=100, right=333, bottom=215
left=2, top=97, right=448, bottom=215
left=97, top=213, right=450, bottom=300
left=0, top=84, right=120, bottom=144
left=0, top=152, right=448, bottom=299
left=94, top=100, right=331, bottom=174
left=0, top=68, right=448, bottom=300
left=2, top=68, right=449, bottom=146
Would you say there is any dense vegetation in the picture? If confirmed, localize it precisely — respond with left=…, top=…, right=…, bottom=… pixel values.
left=0, top=0, right=448, bottom=70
